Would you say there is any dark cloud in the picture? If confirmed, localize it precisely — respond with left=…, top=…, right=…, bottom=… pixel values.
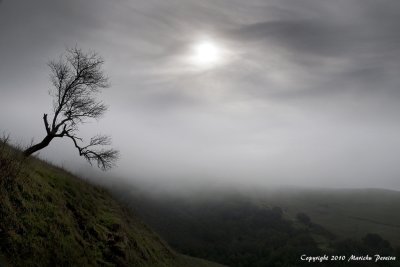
left=232, top=20, right=353, bottom=57
left=231, top=13, right=400, bottom=61
left=220, top=1, right=400, bottom=101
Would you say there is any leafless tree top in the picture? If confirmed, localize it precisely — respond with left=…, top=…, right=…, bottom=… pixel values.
left=49, top=47, right=109, bottom=127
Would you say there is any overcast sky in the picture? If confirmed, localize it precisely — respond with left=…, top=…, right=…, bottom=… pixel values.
left=1, top=0, right=400, bottom=189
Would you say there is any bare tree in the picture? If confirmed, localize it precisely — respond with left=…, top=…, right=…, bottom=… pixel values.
left=23, top=47, right=119, bottom=170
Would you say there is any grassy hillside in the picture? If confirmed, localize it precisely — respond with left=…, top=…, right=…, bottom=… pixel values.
left=0, top=141, right=225, bottom=267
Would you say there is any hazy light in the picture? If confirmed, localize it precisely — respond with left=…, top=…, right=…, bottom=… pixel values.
left=188, top=39, right=224, bottom=68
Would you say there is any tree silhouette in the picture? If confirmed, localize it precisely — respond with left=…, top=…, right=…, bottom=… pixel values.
left=23, top=47, right=119, bottom=170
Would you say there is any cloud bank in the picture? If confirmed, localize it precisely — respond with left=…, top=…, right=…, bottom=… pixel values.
left=1, top=0, right=400, bottom=189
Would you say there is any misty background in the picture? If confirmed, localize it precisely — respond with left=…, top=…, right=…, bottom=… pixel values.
left=1, top=0, right=400, bottom=189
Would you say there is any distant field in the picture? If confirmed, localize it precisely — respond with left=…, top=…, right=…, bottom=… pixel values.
left=256, top=188, right=400, bottom=247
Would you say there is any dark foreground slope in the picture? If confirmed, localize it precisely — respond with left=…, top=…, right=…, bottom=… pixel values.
left=0, top=143, right=224, bottom=267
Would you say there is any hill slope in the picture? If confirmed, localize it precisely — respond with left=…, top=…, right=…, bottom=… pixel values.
left=112, top=185, right=400, bottom=267
left=0, top=143, right=224, bottom=267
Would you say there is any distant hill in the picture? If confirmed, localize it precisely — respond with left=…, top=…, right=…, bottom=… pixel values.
left=250, top=187, right=400, bottom=247
left=112, top=185, right=400, bottom=267
left=0, top=142, right=225, bottom=267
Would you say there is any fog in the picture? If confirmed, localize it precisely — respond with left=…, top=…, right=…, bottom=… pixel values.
left=1, top=0, right=400, bottom=190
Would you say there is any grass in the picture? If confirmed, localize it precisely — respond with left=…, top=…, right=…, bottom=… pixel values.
left=0, top=140, right=225, bottom=267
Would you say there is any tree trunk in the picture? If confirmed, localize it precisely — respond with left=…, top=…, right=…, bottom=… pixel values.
left=23, top=135, right=54, bottom=157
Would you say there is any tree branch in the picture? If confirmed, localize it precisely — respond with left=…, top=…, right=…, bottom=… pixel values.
left=43, top=114, right=50, bottom=134
left=64, top=132, right=118, bottom=171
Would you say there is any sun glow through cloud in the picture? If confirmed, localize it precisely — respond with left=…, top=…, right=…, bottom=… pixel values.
left=187, top=39, right=226, bottom=69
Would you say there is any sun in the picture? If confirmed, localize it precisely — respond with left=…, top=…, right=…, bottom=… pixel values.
left=188, top=39, right=224, bottom=68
